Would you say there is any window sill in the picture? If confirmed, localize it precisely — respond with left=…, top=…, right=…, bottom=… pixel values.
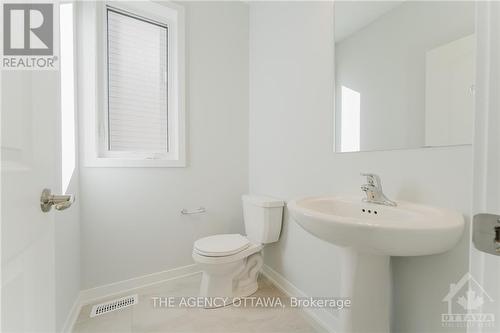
left=83, top=156, right=186, bottom=168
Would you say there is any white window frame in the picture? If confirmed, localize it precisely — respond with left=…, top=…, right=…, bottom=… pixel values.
left=82, top=1, right=185, bottom=167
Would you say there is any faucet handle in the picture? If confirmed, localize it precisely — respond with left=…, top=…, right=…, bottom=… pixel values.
left=360, top=173, right=381, bottom=186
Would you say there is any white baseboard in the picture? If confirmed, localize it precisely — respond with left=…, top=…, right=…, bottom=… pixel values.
left=79, top=264, right=200, bottom=305
left=61, top=294, right=83, bottom=333
left=62, top=264, right=200, bottom=332
left=262, top=265, right=340, bottom=333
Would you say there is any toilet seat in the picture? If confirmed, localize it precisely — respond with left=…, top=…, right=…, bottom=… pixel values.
left=194, top=234, right=250, bottom=257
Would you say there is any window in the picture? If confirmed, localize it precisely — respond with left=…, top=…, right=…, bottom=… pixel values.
left=106, top=8, right=168, bottom=153
left=340, top=86, right=361, bottom=152
left=82, top=1, right=185, bottom=167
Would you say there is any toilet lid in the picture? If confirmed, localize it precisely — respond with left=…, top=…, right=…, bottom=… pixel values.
left=194, top=234, right=250, bottom=257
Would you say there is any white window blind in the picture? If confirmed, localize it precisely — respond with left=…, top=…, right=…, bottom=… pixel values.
left=107, top=8, right=168, bottom=152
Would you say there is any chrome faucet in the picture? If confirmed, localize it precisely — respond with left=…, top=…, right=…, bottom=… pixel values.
left=360, top=173, right=397, bottom=206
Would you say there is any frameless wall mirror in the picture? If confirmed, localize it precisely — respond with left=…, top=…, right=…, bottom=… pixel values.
left=334, top=1, right=475, bottom=153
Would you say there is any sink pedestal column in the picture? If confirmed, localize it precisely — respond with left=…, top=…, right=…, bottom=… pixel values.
left=340, top=249, right=391, bottom=333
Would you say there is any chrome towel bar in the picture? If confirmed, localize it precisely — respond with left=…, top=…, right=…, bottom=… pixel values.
left=181, top=207, right=206, bottom=215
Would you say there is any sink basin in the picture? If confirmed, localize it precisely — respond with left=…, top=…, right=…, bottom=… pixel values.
left=288, top=195, right=464, bottom=256
left=287, top=196, right=464, bottom=333
left=288, top=195, right=465, bottom=333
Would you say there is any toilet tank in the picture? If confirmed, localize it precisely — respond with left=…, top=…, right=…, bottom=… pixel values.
left=242, top=195, right=284, bottom=244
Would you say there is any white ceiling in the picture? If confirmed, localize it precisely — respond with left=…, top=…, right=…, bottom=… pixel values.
left=335, top=1, right=405, bottom=42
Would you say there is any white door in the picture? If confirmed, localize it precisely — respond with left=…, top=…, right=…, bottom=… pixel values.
left=470, top=2, right=500, bottom=332
left=1, top=67, right=60, bottom=330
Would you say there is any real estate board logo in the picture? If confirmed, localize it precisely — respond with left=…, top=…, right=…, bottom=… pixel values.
left=442, top=273, right=495, bottom=328
left=2, top=3, right=58, bottom=70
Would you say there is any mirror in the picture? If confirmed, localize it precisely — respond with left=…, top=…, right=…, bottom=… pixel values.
left=334, top=1, right=475, bottom=153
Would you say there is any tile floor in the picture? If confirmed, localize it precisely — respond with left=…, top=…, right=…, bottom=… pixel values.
left=72, top=273, right=325, bottom=333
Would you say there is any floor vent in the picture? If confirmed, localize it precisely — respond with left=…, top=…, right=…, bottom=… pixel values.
left=90, top=294, right=138, bottom=318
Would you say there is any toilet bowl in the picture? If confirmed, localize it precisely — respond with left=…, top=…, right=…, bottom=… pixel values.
left=192, top=195, right=284, bottom=307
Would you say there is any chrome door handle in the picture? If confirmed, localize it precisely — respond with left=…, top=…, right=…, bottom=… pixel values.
left=473, top=214, right=500, bottom=256
left=40, top=188, right=75, bottom=212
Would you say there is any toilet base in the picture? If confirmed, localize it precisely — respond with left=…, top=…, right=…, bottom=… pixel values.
left=234, top=280, right=259, bottom=298
left=198, top=252, right=263, bottom=308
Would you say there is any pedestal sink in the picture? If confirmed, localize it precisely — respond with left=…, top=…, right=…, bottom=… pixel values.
left=288, top=196, right=464, bottom=333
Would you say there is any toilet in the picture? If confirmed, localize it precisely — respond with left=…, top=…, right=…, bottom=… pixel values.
left=192, top=195, right=284, bottom=306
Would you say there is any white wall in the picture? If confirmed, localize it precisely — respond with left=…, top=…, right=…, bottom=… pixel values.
left=79, top=1, right=249, bottom=289
left=55, top=7, right=81, bottom=328
left=55, top=176, right=80, bottom=331
left=249, top=2, right=471, bottom=333
left=335, top=1, right=475, bottom=152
